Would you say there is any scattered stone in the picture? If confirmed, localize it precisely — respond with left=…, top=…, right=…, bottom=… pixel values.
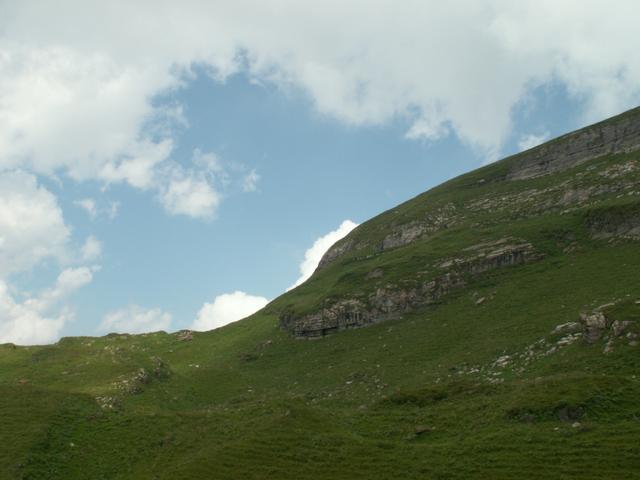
left=604, top=339, right=615, bottom=354
left=579, top=311, right=610, bottom=343
left=572, top=422, right=582, bottom=429
left=494, top=355, right=511, bottom=368
left=414, top=425, right=433, bottom=436
left=95, top=395, right=120, bottom=410
left=612, top=320, right=634, bottom=337
left=175, top=330, right=193, bottom=342
left=552, top=322, right=581, bottom=335
left=557, top=334, right=582, bottom=347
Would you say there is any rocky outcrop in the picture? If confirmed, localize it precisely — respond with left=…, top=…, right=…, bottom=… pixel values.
left=380, top=204, right=457, bottom=251
left=578, top=305, right=638, bottom=352
left=318, top=205, right=458, bottom=271
left=282, top=239, right=542, bottom=338
left=579, top=310, right=611, bottom=343
left=317, top=238, right=357, bottom=269
left=507, top=107, right=640, bottom=180
left=175, top=330, right=193, bottom=341
left=586, top=204, right=640, bottom=240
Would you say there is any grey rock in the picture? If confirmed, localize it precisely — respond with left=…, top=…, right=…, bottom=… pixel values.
left=612, top=320, right=634, bottom=337
left=552, top=322, right=581, bottom=334
left=507, top=108, right=640, bottom=181
left=282, top=240, right=543, bottom=338
left=579, top=311, right=610, bottom=343
left=175, top=330, right=193, bottom=341
left=317, top=238, right=356, bottom=269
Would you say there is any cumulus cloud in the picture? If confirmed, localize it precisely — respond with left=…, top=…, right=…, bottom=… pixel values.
left=0, top=267, right=94, bottom=345
left=288, top=220, right=358, bottom=290
left=81, top=235, right=102, bottom=262
left=1, top=0, right=639, bottom=186
left=518, top=132, right=550, bottom=152
left=0, top=171, right=98, bottom=344
left=158, top=165, right=221, bottom=219
left=191, top=220, right=356, bottom=332
left=107, top=201, right=120, bottom=220
left=99, top=305, right=172, bottom=334
left=242, top=169, right=260, bottom=192
left=74, top=198, right=97, bottom=218
left=0, top=170, right=70, bottom=276
left=191, top=291, right=269, bottom=331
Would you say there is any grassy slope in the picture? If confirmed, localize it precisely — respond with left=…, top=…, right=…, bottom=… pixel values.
left=2, top=118, right=640, bottom=478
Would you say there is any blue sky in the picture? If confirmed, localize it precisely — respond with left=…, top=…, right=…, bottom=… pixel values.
left=1, top=2, right=639, bottom=344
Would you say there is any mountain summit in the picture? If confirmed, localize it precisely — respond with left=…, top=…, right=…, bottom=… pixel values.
left=277, top=106, right=640, bottom=339
left=2, top=108, right=640, bottom=479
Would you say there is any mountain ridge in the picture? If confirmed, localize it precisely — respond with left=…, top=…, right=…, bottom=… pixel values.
left=1, top=107, right=640, bottom=479
left=275, top=106, right=640, bottom=339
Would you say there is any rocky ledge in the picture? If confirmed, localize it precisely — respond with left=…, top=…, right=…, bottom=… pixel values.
left=507, top=107, right=640, bottom=181
left=281, top=239, right=543, bottom=339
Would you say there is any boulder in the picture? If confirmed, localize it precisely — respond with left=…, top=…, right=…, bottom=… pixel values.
left=579, top=311, right=610, bottom=343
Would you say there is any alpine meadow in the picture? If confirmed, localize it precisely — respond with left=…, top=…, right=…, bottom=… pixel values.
left=2, top=107, right=640, bottom=479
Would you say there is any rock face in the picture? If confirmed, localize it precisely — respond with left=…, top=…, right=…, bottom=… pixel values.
left=317, top=238, right=356, bottom=269
left=579, top=311, right=611, bottom=343
left=282, top=239, right=543, bottom=338
left=317, top=204, right=458, bottom=270
left=507, top=108, right=640, bottom=180
left=577, top=306, right=637, bottom=352
left=586, top=206, right=640, bottom=240
left=380, top=204, right=457, bottom=251
left=281, top=108, right=640, bottom=340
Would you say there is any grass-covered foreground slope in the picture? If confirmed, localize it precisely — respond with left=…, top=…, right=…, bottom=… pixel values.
left=2, top=109, right=640, bottom=479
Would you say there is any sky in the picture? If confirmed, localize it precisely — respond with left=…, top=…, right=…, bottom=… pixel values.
left=1, top=1, right=640, bottom=345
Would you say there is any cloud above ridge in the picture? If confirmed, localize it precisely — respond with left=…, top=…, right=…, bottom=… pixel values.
left=1, top=0, right=639, bottom=182
left=99, top=305, right=172, bottom=334
left=289, top=220, right=358, bottom=290
left=191, top=291, right=269, bottom=331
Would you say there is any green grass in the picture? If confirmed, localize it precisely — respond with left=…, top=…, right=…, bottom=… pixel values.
left=1, top=126, right=640, bottom=478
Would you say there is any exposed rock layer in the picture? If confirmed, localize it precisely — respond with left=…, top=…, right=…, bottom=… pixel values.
left=507, top=109, right=640, bottom=180
left=283, top=240, right=543, bottom=338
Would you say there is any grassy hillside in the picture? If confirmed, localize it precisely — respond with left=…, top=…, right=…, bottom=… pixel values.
left=2, top=109, right=640, bottom=479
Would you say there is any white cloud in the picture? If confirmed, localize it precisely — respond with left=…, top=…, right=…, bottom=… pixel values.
left=99, top=305, right=172, bottom=334
left=191, top=291, right=269, bottom=331
left=37, top=267, right=94, bottom=308
left=107, top=201, right=120, bottom=220
left=190, top=220, right=356, bottom=332
left=159, top=166, right=221, bottom=219
left=99, top=138, right=174, bottom=190
left=0, top=267, right=94, bottom=345
left=518, top=132, right=550, bottom=151
left=192, top=149, right=223, bottom=174
left=74, top=198, right=97, bottom=218
left=242, top=169, right=260, bottom=192
left=81, top=235, right=102, bottom=262
left=288, top=220, right=358, bottom=290
left=1, top=0, right=639, bottom=185
left=0, top=171, right=98, bottom=344
left=0, top=170, right=69, bottom=276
